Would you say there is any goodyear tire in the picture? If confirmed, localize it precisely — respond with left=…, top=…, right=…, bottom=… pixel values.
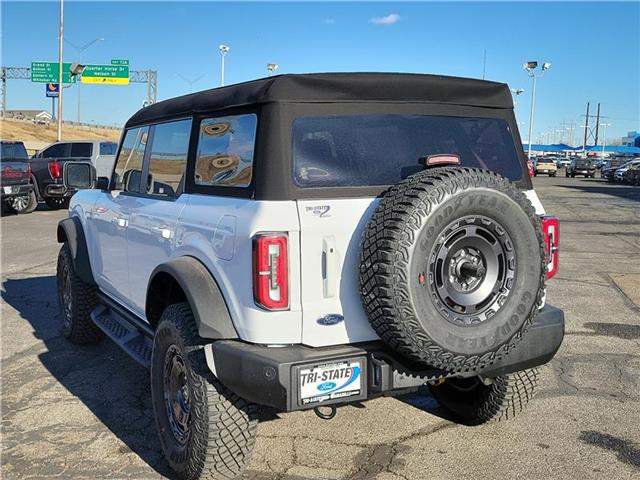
left=151, top=303, right=258, bottom=480
left=429, top=368, right=539, bottom=425
left=360, top=168, right=546, bottom=373
left=56, top=244, right=104, bottom=344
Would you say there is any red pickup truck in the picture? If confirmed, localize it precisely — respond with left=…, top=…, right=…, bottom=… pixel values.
left=1, top=141, right=37, bottom=214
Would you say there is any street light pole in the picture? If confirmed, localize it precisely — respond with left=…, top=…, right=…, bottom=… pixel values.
left=66, top=37, right=104, bottom=123
left=57, top=0, right=64, bottom=141
left=523, top=61, right=551, bottom=158
left=219, top=44, right=230, bottom=86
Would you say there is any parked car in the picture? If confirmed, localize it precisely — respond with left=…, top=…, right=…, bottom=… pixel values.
left=0, top=140, right=37, bottom=214
left=614, top=159, right=640, bottom=183
left=28, top=140, right=116, bottom=209
left=566, top=158, right=596, bottom=178
left=624, top=164, right=640, bottom=185
left=32, top=140, right=117, bottom=177
left=600, top=158, right=629, bottom=180
left=57, top=73, right=564, bottom=479
left=534, top=158, right=557, bottom=176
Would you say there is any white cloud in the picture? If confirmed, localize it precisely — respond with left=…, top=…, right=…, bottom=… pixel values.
left=323, top=18, right=336, bottom=25
left=370, top=13, right=400, bottom=26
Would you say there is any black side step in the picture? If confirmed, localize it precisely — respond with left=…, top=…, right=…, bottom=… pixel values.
left=91, top=294, right=154, bottom=368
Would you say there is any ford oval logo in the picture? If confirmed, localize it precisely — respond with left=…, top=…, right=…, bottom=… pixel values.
left=317, top=382, right=336, bottom=391
left=317, top=314, right=344, bottom=326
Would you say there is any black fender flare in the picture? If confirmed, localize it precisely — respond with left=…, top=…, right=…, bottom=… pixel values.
left=147, top=257, right=239, bottom=340
left=57, top=216, right=95, bottom=285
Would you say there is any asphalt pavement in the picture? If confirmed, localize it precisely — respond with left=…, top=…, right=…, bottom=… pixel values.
left=2, top=176, right=639, bottom=480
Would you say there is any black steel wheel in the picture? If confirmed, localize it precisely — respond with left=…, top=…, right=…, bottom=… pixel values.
left=360, top=167, right=546, bottom=373
left=162, top=345, right=191, bottom=446
left=428, top=215, right=516, bottom=326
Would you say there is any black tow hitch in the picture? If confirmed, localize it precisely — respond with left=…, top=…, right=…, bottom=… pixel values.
left=313, top=405, right=337, bottom=420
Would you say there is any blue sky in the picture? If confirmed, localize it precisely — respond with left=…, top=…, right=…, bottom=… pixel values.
left=2, top=1, right=639, bottom=144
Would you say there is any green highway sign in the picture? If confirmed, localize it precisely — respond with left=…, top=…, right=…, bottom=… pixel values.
left=110, top=59, right=129, bottom=66
left=81, top=64, right=130, bottom=85
left=31, top=61, right=76, bottom=83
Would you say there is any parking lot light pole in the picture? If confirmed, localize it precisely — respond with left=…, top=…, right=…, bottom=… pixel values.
left=57, top=0, right=64, bottom=141
left=219, top=44, right=230, bottom=86
left=523, top=61, right=551, bottom=158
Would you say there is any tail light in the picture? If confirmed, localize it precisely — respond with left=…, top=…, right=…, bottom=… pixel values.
left=253, top=233, right=289, bottom=310
left=48, top=161, right=61, bottom=179
left=541, top=216, right=559, bottom=279
left=527, top=160, right=535, bottom=177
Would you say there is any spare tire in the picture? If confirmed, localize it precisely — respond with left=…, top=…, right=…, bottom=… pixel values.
left=360, top=167, right=546, bottom=373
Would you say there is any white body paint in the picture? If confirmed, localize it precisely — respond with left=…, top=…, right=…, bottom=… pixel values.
left=72, top=184, right=547, bottom=347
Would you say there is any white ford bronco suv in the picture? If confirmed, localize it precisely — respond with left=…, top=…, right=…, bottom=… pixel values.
left=57, top=73, right=563, bottom=480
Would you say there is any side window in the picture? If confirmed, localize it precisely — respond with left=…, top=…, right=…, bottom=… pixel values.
left=145, top=119, right=192, bottom=198
left=70, top=142, right=93, bottom=157
left=194, top=114, right=257, bottom=187
left=100, top=142, right=117, bottom=155
left=40, top=143, right=68, bottom=158
left=113, top=127, right=149, bottom=193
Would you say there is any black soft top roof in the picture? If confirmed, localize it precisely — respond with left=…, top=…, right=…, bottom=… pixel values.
left=126, top=73, right=513, bottom=128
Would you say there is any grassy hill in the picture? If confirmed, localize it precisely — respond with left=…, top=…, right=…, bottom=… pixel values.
left=0, top=119, right=121, bottom=143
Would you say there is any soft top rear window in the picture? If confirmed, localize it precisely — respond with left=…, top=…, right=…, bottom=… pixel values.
left=293, top=114, right=522, bottom=187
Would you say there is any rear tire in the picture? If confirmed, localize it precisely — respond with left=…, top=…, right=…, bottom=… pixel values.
left=429, top=368, right=539, bottom=425
left=56, top=244, right=104, bottom=344
left=151, top=303, right=258, bottom=480
left=46, top=197, right=70, bottom=210
left=8, top=190, right=38, bottom=214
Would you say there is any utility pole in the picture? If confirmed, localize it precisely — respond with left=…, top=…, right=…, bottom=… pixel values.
left=57, top=0, right=64, bottom=141
left=582, top=102, right=590, bottom=151
left=566, top=121, right=575, bottom=147
left=482, top=49, right=487, bottom=80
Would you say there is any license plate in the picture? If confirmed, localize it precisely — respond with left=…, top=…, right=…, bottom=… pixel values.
left=299, top=360, right=362, bottom=405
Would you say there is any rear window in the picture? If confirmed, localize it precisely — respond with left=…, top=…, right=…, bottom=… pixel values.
left=71, top=142, right=93, bottom=157
left=293, top=114, right=522, bottom=187
left=0, top=142, right=28, bottom=159
left=100, top=142, right=117, bottom=155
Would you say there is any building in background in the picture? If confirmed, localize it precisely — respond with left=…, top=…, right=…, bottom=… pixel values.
left=622, top=131, right=640, bottom=147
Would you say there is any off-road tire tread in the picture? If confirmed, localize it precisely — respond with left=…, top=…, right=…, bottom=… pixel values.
left=56, top=244, right=104, bottom=344
left=359, top=167, right=546, bottom=373
left=46, top=197, right=70, bottom=210
left=429, top=368, right=539, bottom=425
left=153, top=303, right=258, bottom=480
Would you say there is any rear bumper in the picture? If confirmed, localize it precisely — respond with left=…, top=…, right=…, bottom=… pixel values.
left=207, top=304, right=564, bottom=412
left=44, top=183, right=75, bottom=198
left=1, top=184, right=33, bottom=199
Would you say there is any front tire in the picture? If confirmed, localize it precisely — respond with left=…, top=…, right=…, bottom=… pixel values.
left=151, top=303, right=258, bottom=480
left=8, top=189, right=38, bottom=214
left=429, top=368, right=539, bottom=425
left=46, top=197, right=70, bottom=210
left=56, top=244, right=104, bottom=344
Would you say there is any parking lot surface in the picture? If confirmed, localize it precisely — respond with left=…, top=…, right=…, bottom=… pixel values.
left=2, top=176, right=639, bottom=480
